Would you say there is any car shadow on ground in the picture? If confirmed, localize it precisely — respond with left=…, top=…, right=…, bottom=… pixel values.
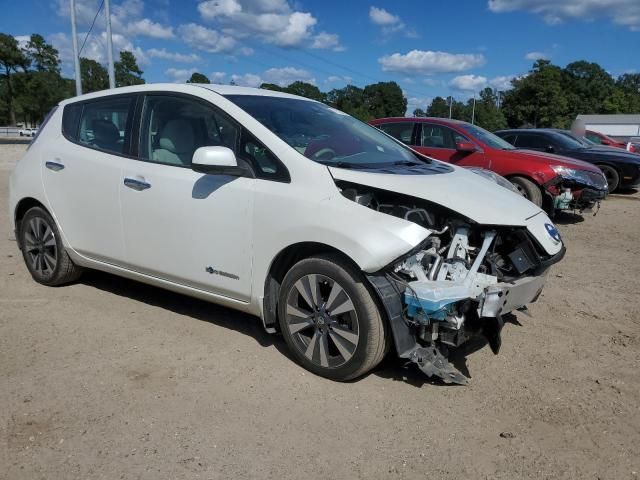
left=553, top=211, right=586, bottom=225
left=609, top=188, right=639, bottom=200
left=79, top=270, right=524, bottom=389
left=80, top=270, right=290, bottom=356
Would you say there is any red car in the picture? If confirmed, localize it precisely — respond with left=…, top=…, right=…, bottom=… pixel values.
left=370, top=117, right=608, bottom=214
left=585, top=129, right=635, bottom=152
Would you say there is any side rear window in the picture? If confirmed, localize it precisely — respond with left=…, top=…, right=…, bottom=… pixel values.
left=421, top=124, right=468, bottom=149
left=515, top=134, right=547, bottom=150
left=77, top=97, right=134, bottom=155
left=62, top=103, right=82, bottom=141
left=377, top=122, right=415, bottom=145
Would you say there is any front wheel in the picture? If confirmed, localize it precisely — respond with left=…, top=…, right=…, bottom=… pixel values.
left=19, top=207, right=83, bottom=286
left=278, top=254, right=388, bottom=381
left=510, top=176, right=543, bottom=207
left=597, top=164, right=619, bottom=193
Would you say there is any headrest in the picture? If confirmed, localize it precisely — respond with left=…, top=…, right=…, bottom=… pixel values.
left=92, top=119, right=119, bottom=144
left=158, top=119, right=195, bottom=153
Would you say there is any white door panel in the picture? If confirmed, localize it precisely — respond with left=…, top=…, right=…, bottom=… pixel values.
left=42, top=140, right=126, bottom=263
left=120, top=162, right=255, bottom=301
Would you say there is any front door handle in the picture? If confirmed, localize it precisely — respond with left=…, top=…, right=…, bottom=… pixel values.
left=45, top=160, right=65, bottom=171
left=124, top=177, right=151, bottom=191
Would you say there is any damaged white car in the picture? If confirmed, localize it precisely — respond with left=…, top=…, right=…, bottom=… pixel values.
left=9, top=84, right=565, bottom=384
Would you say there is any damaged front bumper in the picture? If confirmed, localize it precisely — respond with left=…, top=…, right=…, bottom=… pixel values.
left=544, top=172, right=608, bottom=212
left=366, top=229, right=565, bottom=386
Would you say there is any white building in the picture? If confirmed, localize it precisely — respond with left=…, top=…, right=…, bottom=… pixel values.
left=576, top=114, right=640, bottom=141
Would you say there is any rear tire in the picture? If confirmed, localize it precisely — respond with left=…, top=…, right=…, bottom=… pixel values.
left=597, top=164, right=619, bottom=193
left=19, top=207, right=83, bottom=286
left=510, top=176, right=543, bottom=207
left=278, top=254, right=388, bottom=381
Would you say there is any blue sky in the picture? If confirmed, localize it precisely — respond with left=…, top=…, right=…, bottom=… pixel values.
left=1, top=0, right=639, bottom=112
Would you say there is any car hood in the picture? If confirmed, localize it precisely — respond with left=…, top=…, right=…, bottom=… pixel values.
left=329, top=163, right=542, bottom=226
left=570, top=147, right=640, bottom=163
left=510, top=149, right=603, bottom=172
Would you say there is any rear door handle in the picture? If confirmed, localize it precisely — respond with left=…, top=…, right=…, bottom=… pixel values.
left=124, top=177, right=151, bottom=191
left=45, top=160, right=65, bottom=171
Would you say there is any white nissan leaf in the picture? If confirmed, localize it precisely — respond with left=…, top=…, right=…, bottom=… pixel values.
left=8, top=84, right=565, bottom=384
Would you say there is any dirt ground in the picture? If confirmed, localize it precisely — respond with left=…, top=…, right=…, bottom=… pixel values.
left=1, top=143, right=639, bottom=480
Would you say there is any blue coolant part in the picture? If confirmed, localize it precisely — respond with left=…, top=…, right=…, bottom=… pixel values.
left=404, top=282, right=471, bottom=321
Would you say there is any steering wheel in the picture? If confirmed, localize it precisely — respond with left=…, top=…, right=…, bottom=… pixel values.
left=312, top=147, right=337, bottom=161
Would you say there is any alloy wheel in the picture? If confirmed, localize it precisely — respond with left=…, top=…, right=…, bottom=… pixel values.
left=285, top=274, right=360, bottom=369
left=23, top=216, right=58, bottom=277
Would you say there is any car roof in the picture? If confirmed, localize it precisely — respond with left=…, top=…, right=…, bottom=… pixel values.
left=371, top=117, right=469, bottom=126
left=59, top=83, right=313, bottom=106
left=496, top=128, right=559, bottom=135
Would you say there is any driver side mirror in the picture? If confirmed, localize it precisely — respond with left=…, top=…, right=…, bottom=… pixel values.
left=191, top=146, right=248, bottom=176
left=455, top=141, right=476, bottom=152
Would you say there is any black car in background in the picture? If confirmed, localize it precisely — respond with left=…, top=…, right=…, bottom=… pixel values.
left=495, top=128, right=640, bottom=192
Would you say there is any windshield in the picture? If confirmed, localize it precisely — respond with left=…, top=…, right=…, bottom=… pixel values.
left=561, top=131, right=594, bottom=146
left=551, top=131, right=587, bottom=150
left=225, top=95, right=425, bottom=168
left=460, top=123, right=515, bottom=150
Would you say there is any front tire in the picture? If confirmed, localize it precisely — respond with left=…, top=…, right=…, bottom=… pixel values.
left=510, top=176, right=543, bottom=207
left=278, top=254, right=388, bottom=381
left=597, top=164, right=619, bottom=193
left=19, top=207, right=83, bottom=286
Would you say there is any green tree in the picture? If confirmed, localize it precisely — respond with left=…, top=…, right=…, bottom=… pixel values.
left=363, top=81, right=406, bottom=119
left=426, top=97, right=450, bottom=117
left=616, top=73, right=640, bottom=94
left=413, top=108, right=426, bottom=117
left=187, top=72, right=210, bottom=83
left=25, top=34, right=60, bottom=73
left=115, top=51, right=144, bottom=87
left=325, top=85, right=367, bottom=119
left=0, top=33, right=29, bottom=125
left=260, top=82, right=285, bottom=92
left=564, top=60, right=615, bottom=117
left=283, top=81, right=325, bottom=102
left=501, top=60, right=570, bottom=128
left=80, top=57, right=108, bottom=93
left=469, top=88, right=507, bottom=131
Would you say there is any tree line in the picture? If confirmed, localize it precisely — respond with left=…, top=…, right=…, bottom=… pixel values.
left=2, top=31, right=640, bottom=130
left=0, top=33, right=144, bottom=126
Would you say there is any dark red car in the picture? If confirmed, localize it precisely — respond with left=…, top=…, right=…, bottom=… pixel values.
left=585, top=129, right=634, bottom=152
left=370, top=117, right=608, bottom=214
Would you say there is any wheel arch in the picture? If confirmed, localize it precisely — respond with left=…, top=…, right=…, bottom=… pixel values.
left=504, top=173, right=552, bottom=213
left=14, top=197, right=49, bottom=249
left=262, top=242, right=367, bottom=332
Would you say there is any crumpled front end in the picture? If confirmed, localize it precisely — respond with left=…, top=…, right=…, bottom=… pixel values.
left=336, top=179, right=565, bottom=384
left=543, top=167, right=608, bottom=213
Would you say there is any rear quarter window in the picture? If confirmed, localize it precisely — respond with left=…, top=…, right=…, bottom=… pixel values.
left=62, top=103, right=82, bottom=141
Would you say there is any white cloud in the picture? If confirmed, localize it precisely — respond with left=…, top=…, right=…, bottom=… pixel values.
left=263, top=67, right=315, bottom=86
left=210, top=71, right=227, bottom=83
left=450, top=74, right=488, bottom=91
left=147, top=48, right=200, bottom=63
left=489, top=75, right=517, bottom=90
left=126, top=18, right=174, bottom=39
left=488, top=0, right=640, bottom=30
left=311, top=32, right=343, bottom=51
left=525, top=51, right=549, bottom=61
left=369, top=6, right=401, bottom=26
left=379, top=50, right=486, bottom=75
left=405, top=95, right=433, bottom=115
left=231, top=73, right=264, bottom=87
left=165, top=67, right=198, bottom=83
left=178, top=23, right=239, bottom=54
left=196, top=0, right=343, bottom=49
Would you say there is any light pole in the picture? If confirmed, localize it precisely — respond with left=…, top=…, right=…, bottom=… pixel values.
left=70, top=0, right=82, bottom=95
left=471, top=94, right=476, bottom=125
left=448, top=96, right=453, bottom=119
left=105, top=0, right=116, bottom=89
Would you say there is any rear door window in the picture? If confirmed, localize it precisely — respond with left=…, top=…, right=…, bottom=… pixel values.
left=514, top=134, right=547, bottom=150
left=377, top=122, right=415, bottom=145
left=62, top=103, right=82, bottom=141
left=420, top=124, right=469, bottom=149
left=78, top=97, right=134, bottom=155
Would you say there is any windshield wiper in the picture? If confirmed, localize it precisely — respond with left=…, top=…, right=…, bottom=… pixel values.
left=392, top=160, right=422, bottom=166
left=316, top=160, right=370, bottom=169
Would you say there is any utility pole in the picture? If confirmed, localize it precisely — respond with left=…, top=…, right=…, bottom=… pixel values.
left=105, top=0, right=116, bottom=88
left=448, top=96, right=453, bottom=119
left=70, top=0, right=82, bottom=95
left=471, top=94, right=476, bottom=125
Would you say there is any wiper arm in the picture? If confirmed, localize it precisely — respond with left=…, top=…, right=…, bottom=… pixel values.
left=393, top=160, right=422, bottom=166
left=317, top=160, right=367, bottom=169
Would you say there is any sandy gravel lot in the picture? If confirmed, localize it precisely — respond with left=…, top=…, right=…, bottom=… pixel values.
left=1, top=143, right=639, bottom=479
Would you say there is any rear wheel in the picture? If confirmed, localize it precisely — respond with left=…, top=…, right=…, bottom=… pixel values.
left=19, top=207, right=83, bottom=286
left=510, top=176, right=543, bottom=207
left=278, top=254, right=388, bottom=381
left=597, top=164, right=619, bottom=193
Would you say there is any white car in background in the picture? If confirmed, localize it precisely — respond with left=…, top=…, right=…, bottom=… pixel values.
left=8, top=84, right=565, bottom=384
left=19, top=128, right=37, bottom=137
